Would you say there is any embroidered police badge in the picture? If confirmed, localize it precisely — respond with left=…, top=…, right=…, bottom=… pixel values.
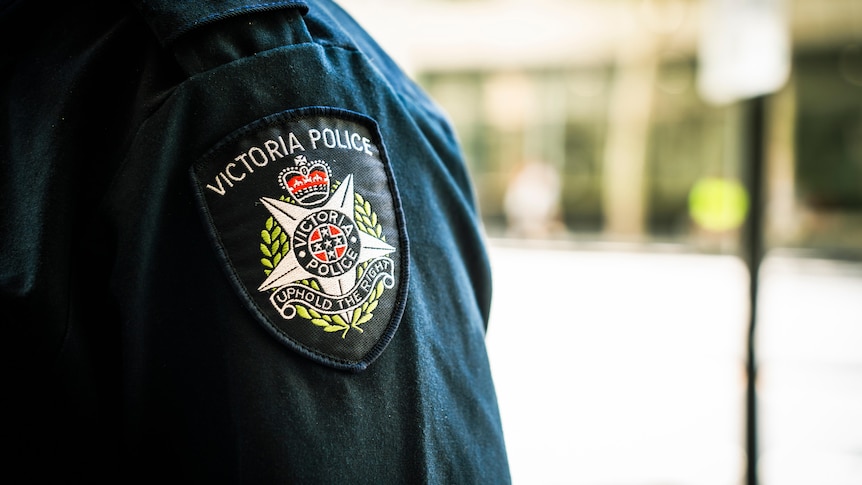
left=191, top=107, right=409, bottom=371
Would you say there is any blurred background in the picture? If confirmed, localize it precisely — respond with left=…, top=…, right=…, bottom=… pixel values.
left=338, top=1, right=862, bottom=483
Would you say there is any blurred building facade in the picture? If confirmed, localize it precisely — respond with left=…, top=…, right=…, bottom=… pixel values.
left=341, top=0, right=862, bottom=256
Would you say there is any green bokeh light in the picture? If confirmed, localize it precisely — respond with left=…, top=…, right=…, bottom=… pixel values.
left=688, top=177, right=749, bottom=232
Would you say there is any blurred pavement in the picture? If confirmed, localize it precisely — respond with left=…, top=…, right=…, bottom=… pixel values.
left=484, top=242, right=862, bottom=485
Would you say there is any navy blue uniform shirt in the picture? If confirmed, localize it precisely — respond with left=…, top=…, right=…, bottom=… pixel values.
left=1, top=1, right=510, bottom=482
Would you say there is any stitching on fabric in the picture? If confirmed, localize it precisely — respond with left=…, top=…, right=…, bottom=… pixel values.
left=191, top=1, right=304, bottom=26
left=165, top=2, right=309, bottom=45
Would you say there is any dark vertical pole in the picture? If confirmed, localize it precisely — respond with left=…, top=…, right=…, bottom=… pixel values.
left=743, top=94, right=766, bottom=485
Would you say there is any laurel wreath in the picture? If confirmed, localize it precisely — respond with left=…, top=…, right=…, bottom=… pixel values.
left=259, top=186, right=388, bottom=338
left=260, top=196, right=291, bottom=276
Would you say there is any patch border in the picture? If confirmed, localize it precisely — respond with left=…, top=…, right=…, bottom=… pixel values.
left=189, top=106, right=410, bottom=372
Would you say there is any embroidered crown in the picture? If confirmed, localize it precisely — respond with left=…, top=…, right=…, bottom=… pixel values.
left=280, top=155, right=332, bottom=206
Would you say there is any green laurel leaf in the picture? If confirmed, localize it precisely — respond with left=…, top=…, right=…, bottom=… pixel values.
left=260, top=215, right=290, bottom=277
left=331, top=314, right=347, bottom=327
left=365, top=299, right=379, bottom=314
left=296, top=305, right=312, bottom=320
left=354, top=194, right=384, bottom=239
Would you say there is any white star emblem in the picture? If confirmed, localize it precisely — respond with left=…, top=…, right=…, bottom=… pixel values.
left=257, top=174, right=395, bottom=296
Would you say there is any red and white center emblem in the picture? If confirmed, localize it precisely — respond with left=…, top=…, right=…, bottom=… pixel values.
left=310, top=224, right=347, bottom=262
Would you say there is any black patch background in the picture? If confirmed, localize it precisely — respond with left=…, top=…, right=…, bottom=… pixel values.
left=190, top=107, right=408, bottom=370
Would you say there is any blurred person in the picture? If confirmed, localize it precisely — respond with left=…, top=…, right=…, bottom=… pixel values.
left=504, top=159, right=563, bottom=239
left=0, top=1, right=510, bottom=483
